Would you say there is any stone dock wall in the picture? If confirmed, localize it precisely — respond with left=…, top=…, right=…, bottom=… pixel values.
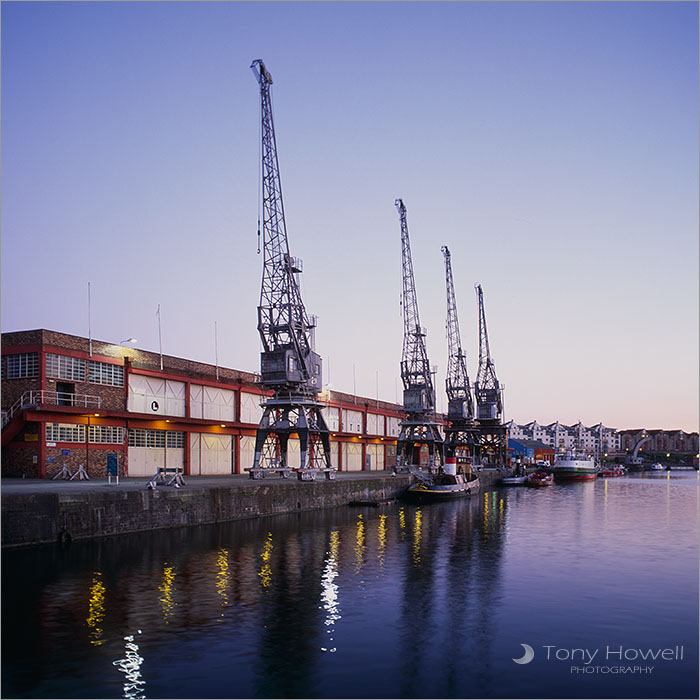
left=2, top=470, right=502, bottom=548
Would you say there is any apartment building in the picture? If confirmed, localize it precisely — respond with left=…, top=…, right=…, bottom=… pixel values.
left=505, top=420, right=621, bottom=455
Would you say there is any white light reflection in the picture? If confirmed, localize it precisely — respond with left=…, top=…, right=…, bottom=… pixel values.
left=113, top=631, right=146, bottom=699
left=319, top=530, right=341, bottom=653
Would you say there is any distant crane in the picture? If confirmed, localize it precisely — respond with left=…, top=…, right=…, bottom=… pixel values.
left=442, top=246, right=477, bottom=465
left=443, top=246, right=474, bottom=424
left=474, top=284, right=502, bottom=423
left=473, top=283, right=507, bottom=467
left=250, top=59, right=332, bottom=480
left=395, top=199, right=444, bottom=470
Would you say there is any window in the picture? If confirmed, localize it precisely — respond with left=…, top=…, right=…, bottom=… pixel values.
left=166, top=432, right=184, bottom=449
left=46, top=423, right=86, bottom=443
left=89, top=361, right=124, bottom=387
left=128, top=429, right=184, bottom=449
left=46, top=354, right=86, bottom=382
left=6, top=353, right=39, bottom=378
left=88, top=425, right=125, bottom=444
left=128, top=429, right=147, bottom=447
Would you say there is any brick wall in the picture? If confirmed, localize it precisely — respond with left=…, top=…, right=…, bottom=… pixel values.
left=1, top=378, right=41, bottom=413
left=43, top=445, right=123, bottom=479
left=1, top=445, right=41, bottom=478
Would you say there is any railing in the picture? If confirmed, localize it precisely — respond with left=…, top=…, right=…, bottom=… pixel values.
left=1, top=390, right=102, bottom=429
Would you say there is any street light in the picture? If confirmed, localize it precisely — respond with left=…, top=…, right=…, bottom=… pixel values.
left=120, top=338, right=138, bottom=345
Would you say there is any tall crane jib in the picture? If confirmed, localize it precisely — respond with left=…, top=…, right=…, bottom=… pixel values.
left=397, top=199, right=435, bottom=414
left=474, top=284, right=503, bottom=423
left=442, top=246, right=474, bottom=423
left=251, top=59, right=322, bottom=393
left=395, top=199, right=443, bottom=471
left=249, top=59, right=332, bottom=481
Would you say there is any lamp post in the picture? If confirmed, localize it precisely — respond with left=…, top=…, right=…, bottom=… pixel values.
left=120, top=338, right=138, bottom=346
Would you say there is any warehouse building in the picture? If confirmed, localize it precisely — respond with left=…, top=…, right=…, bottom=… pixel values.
left=1, top=330, right=408, bottom=479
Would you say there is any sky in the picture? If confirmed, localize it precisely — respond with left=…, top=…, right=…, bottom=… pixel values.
left=2, top=1, right=698, bottom=433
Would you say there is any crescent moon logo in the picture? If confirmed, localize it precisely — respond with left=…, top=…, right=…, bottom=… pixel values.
left=512, top=643, right=535, bottom=664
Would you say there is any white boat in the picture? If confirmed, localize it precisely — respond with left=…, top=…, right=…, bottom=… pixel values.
left=500, top=475, right=528, bottom=486
left=500, top=464, right=529, bottom=485
left=552, top=450, right=598, bottom=481
left=649, top=463, right=666, bottom=471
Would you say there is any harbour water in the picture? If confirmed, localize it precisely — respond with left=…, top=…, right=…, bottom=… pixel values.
left=2, top=472, right=698, bottom=699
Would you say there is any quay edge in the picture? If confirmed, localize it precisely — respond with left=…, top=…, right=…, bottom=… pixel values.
left=2, top=470, right=503, bottom=548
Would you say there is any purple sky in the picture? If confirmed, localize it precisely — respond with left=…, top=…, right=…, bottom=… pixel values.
left=2, top=2, right=698, bottom=432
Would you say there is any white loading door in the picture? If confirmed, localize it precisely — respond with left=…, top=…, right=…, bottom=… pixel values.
left=128, top=375, right=166, bottom=415
left=127, top=445, right=184, bottom=476
left=366, top=444, right=384, bottom=469
left=190, top=433, right=232, bottom=475
left=343, top=442, right=363, bottom=471
left=240, top=392, right=262, bottom=425
left=240, top=435, right=256, bottom=470
left=321, top=406, right=340, bottom=432
left=203, top=387, right=235, bottom=422
left=329, top=440, right=339, bottom=469
left=128, top=376, right=185, bottom=417
left=190, top=384, right=204, bottom=419
left=343, top=410, right=363, bottom=434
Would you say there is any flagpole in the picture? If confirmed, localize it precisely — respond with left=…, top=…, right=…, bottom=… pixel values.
left=88, top=282, right=93, bottom=357
left=214, top=321, right=219, bottom=381
left=157, top=304, right=163, bottom=370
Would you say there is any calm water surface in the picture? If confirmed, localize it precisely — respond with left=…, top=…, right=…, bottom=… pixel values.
left=3, top=473, right=698, bottom=699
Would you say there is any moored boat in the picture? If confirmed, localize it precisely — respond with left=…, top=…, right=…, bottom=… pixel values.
left=526, top=470, right=554, bottom=487
left=598, top=465, right=626, bottom=477
left=402, top=457, right=480, bottom=502
left=500, top=474, right=528, bottom=486
left=552, top=450, right=598, bottom=481
left=649, top=462, right=666, bottom=471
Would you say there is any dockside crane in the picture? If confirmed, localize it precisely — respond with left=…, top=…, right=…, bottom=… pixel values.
left=443, top=246, right=474, bottom=424
left=473, top=284, right=507, bottom=467
left=250, top=59, right=332, bottom=481
left=474, top=284, right=502, bottom=422
left=395, top=199, right=444, bottom=471
left=442, top=246, right=478, bottom=466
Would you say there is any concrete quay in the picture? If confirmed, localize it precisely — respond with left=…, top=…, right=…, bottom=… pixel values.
left=1, top=469, right=502, bottom=548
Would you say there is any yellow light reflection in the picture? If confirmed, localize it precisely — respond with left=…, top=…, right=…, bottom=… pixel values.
left=216, top=548, right=230, bottom=614
left=354, top=514, right=366, bottom=572
left=86, top=571, right=105, bottom=646
left=320, top=530, right=341, bottom=653
left=113, top=631, right=146, bottom=699
left=377, top=515, right=387, bottom=567
left=158, top=564, right=176, bottom=623
left=398, top=507, right=406, bottom=531
left=258, top=532, right=273, bottom=590
left=413, top=509, right=423, bottom=566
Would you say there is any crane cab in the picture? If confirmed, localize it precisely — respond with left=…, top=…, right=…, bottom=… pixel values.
left=260, top=348, right=322, bottom=390
left=404, top=386, right=434, bottom=413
